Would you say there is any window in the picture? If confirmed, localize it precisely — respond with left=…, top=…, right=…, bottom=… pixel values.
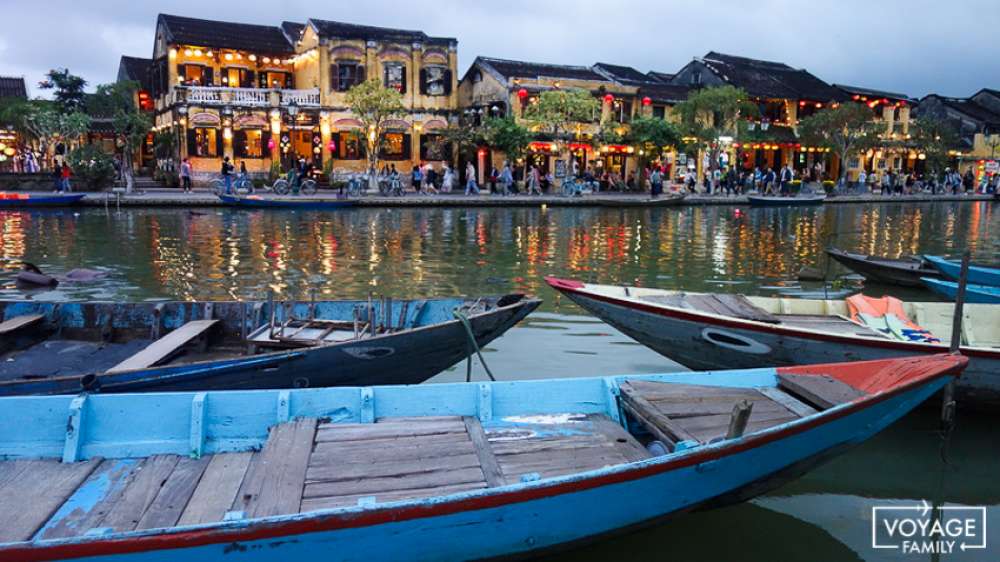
left=383, top=63, right=406, bottom=94
left=652, top=105, right=666, bottom=119
left=187, top=128, right=219, bottom=157
left=380, top=132, right=410, bottom=160
left=420, top=134, right=449, bottom=160
left=180, top=65, right=211, bottom=86
left=336, top=131, right=365, bottom=160
left=615, top=100, right=633, bottom=124
left=234, top=129, right=264, bottom=158
left=222, top=68, right=255, bottom=88
left=690, top=71, right=702, bottom=86
left=331, top=62, right=363, bottom=92
left=420, top=66, right=451, bottom=96
left=261, top=71, right=292, bottom=89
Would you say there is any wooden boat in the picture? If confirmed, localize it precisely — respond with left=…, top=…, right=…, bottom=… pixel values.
left=921, top=277, right=1000, bottom=304
left=217, top=194, right=356, bottom=210
left=747, top=194, right=825, bottom=207
left=0, top=294, right=539, bottom=395
left=596, top=193, right=687, bottom=207
left=546, top=277, right=1000, bottom=407
left=825, top=248, right=941, bottom=287
left=0, top=354, right=965, bottom=560
left=925, top=254, right=1000, bottom=287
left=0, top=193, right=86, bottom=207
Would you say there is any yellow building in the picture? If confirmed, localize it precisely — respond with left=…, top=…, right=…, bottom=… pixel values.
left=147, top=14, right=458, bottom=181
left=916, top=89, right=1000, bottom=181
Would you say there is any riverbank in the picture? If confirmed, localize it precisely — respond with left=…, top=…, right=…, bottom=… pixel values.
left=8, top=188, right=996, bottom=208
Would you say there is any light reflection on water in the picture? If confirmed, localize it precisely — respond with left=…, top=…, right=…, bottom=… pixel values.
left=1, top=202, right=998, bottom=561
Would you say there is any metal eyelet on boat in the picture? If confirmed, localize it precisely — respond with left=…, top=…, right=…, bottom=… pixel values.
left=700, top=328, right=772, bottom=354
left=293, top=377, right=310, bottom=388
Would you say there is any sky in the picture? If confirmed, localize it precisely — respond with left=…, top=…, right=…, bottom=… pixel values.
left=1, top=0, right=997, bottom=99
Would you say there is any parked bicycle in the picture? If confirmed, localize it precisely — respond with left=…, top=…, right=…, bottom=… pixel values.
left=378, top=176, right=405, bottom=197
left=561, top=176, right=589, bottom=197
left=346, top=173, right=366, bottom=197
left=211, top=175, right=253, bottom=196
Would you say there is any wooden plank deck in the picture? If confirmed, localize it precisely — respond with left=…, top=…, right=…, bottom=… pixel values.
left=0, top=414, right=651, bottom=539
left=0, top=314, right=44, bottom=335
left=107, top=319, right=218, bottom=374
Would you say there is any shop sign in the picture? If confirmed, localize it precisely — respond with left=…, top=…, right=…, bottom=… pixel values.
left=189, top=112, right=220, bottom=126
left=234, top=114, right=268, bottom=128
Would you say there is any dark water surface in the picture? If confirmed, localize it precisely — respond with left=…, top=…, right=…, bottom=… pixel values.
left=1, top=201, right=997, bottom=560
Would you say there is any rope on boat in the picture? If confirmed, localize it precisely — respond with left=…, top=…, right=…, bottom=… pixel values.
left=453, top=310, right=497, bottom=383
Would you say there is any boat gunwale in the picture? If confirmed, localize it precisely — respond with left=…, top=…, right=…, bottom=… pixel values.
left=0, top=354, right=964, bottom=560
left=547, top=277, right=999, bottom=359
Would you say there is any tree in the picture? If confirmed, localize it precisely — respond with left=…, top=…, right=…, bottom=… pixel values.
left=624, top=116, right=681, bottom=168
left=523, top=88, right=600, bottom=141
left=345, top=78, right=406, bottom=176
left=798, top=103, right=881, bottom=186
left=39, top=68, right=87, bottom=113
left=674, top=85, right=758, bottom=172
left=0, top=100, right=90, bottom=168
left=481, top=117, right=530, bottom=162
left=91, top=80, right=152, bottom=191
left=910, top=117, right=960, bottom=180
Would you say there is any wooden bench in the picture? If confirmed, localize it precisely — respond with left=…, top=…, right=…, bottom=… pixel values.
left=107, top=320, right=218, bottom=374
left=0, top=314, right=44, bottom=336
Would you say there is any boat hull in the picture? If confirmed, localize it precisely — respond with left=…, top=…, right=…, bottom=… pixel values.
left=925, top=255, right=1000, bottom=287
left=0, top=362, right=952, bottom=561
left=218, top=194, right=356, bottom=209
left=0, top=297, right=539, bottom=395
left=921, top=277, right=1000, bottom=304
left=747, top=195, right=825, bottom=207
left=556, top=288, right=1000, bottom=408
left=825, top=249, right=940, bottom=287
left=0, top=194, right=86, bottom=207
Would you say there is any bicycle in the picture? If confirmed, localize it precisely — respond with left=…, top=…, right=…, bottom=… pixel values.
left=346, top=174, right=366, bottom=197
left=378, top=177, right=405, bottom=197
left=561, top=177, right=585, bottom=197
left=212, top=176, right=253, bottom=196
left=272, top=175, right=317, bottom=196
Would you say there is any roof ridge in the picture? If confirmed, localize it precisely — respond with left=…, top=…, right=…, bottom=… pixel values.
left=159, top=13, right=285, bottom=32
left=478, top=56, right=595, bottom=71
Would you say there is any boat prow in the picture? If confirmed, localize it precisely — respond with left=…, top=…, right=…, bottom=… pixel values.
left=0, top=193, right=87, bottom=208
left=218, top=194, right=357, bottom=210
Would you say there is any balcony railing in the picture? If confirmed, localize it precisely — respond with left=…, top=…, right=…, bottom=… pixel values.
left=174, top=87, right=321, bottom=108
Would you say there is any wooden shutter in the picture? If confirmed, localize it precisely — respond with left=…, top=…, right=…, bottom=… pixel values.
left=399, top=66, right=407, bottom=94
left=419, top=68, right=428, bottom=95
left=357, top=65, right=366, bottom=84
left=330, top=64, right=339, bottom=91
left=215, top=129, right=223, bottom=156
left=443, top=69, right=453, bottom=95
left=186, top=129, right=197, bottom=157
left=203, top=67, right=214, bottom=86
left=402, top=134, right=411, bottom=160
left=285, top=74, right=293, bottom=89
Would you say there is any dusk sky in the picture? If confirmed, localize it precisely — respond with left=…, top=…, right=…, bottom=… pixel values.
left=1, top=0, right=996, bottom=99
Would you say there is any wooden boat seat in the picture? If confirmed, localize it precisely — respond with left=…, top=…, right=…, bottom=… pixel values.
left=777, top=373, right=865, bottom=410
left=619, top=379, right=818, bottom=445
left=641, top=293, right=780, bottom=323
left=775, top=314, right=890, bottom=339
left=106, top=320, right=218, bottom=374
left=0, top=314, right=44, bottom=336
left=247, top=319, right=367, bottom=349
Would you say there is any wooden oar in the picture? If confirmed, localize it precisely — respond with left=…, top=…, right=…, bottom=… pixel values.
left=941, top=251, right=971, bottom=427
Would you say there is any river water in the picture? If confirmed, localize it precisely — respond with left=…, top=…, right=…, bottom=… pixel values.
left=1, top=201, right=997, bottom=560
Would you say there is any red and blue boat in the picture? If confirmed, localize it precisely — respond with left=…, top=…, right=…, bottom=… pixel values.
left=0, top=354, right=965, bottom=560
left=0, top=193, right=86, bottom=208
left=218, top=194, right=356, bottom=210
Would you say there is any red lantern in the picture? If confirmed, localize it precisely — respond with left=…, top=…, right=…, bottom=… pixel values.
left=267, top=138, right=276, bottom=150
left=603, top=93, right=614, bottom=104
left=642, top=96, right=652, bottom=106
left=327, top=140, right=336, bottom=151
left=517, top=88, right=528, bottom=99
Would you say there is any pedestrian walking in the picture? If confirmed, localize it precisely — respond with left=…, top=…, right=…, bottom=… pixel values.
left=465, top=162, right=479, bottom=195
left=60, top=162, right=72, bottom=193
left=221, top=156, right=234, bottom=194
left=527, top=165, right=542, bottom=195
left=411, top=164, right=424, bottom=194
left=649, top=167, right=663, bottom=198
left=52, top=163, right=63, bottom=192
left=500, top=161, right=514, bottom=196
left=180, top=158, right=193, bottom=192
left=441, top=164, right=455, bottom=193
left=857, top=169, right=867, bottom=194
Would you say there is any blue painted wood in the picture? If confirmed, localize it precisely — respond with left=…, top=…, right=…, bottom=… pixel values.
left=277, top=391, right=291, bottom=423
left=0, top=360, right=956, bottom=561
left=477, top=383, right=492, bottom=422
left=189, top=393, right=206, bottom=458
left=925, top=255, right=1000, bottom=287
left=602, top=377, right=622, bottom=423
left=217, top=194, right=356, bottom=210
left=61, top=395, right=87, bottom=463
left=920, top=277, right=1000, bottom=304
left=0, top=193, right=86, bottom=207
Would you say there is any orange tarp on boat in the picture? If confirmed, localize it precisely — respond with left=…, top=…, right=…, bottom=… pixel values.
left=846, top=294, right=940, bottom=343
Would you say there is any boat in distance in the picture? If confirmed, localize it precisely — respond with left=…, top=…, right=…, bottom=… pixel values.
left=546, top=277, right=1000, bottom=407
left=825, top=248, right=941, bottom=287
left=0, top=294, right=539, bottom=395
left=921, top=277, right=1000, bottom=304
left=0, top=354, right=965, bottom=561
left=217, top=194, right=356, bottom=210
left=0, top=193, right=86, bottom=207
left=924, top=254, right=1000, bottom=287
left=747, top=194, right=825, bottom=207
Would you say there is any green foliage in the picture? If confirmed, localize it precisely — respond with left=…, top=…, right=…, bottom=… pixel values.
left=269, top=161, right=281, bottom=183
left=481, top=117, right=531, bottom=160
left=39, top=69, right=87, bottom=113
left=523, top=88, right=600, bottom=139
left=626, top=117, right=681, bottom=162
left=153, top=131, right=176, bottom=160
left=66, top=145, right=115, bottom=190
left=92, top=80, right=152, bottom=174
left=674, top=86, right=757, bottom=170
left=910, top=117, right=960, bottom=177
left=345, top=79, right=406, bottom=170
left=798, top=103, right=880, bottom=182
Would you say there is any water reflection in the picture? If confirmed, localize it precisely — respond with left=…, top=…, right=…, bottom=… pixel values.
left=0, top=202, right=995, bottom=304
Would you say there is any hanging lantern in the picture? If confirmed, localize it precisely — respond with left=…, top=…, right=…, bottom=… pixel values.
left=603, top=93, right=614, bottom=104
left=517, top=88, right=528, bottom=99
left=642, top=96, right=652, bottom=106
left=267, top=138, right=276, bottom=150
left=327, top=140, right=336, bottom=151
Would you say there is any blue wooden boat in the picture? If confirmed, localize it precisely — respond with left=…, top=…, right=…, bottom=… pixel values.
left=920, top=277, right=1000, bottom=304
left=924, top=255, right=1000, bottom=287
left=218, top=194, right=356, bottom=210
left=0, top=294, right=539, bottom=395
left=0, top=193, right=86, bottom=208
left=0, top=354, right=965, bottom=560
left=747, top=194, right=825, bottom=207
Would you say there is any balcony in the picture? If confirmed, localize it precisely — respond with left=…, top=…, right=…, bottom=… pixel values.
left=173, top=87, right=321, bottom=109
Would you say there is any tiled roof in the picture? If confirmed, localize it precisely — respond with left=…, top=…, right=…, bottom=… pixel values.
left=0, top=76, right=27, bottom=99
left=593, top=63, right=651, bottom=84
left=158, top=14, right=294, bottom=54
left=646, top=71, right=674, bottom=83
left=834, top=83, right=911, bottom=102
left=118, top=56, right=152, bottom=92
left=476, top=57, right=607, bottom=83
left=281, top=21, right=305, bottom=45
left=701, top=51, right=846, bottom=102
left=309, top=19, right=454, bottom=46
left=936, top=97, right=1000, bottom=127
left=637, top=83, right=690, bottom=104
